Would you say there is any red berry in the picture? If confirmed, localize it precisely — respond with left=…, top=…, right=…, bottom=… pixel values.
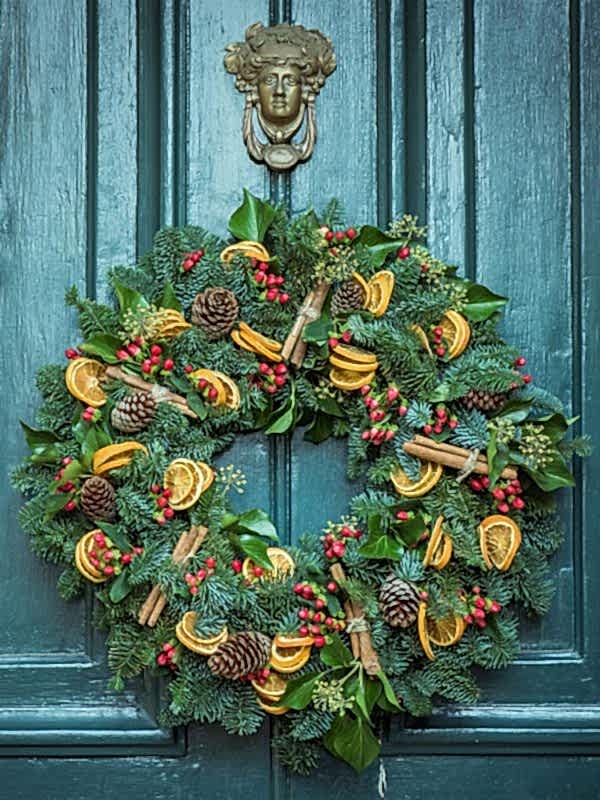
left=150, top=484, right=161, bottom=495
left=419, top=590, right=429, bottom=600
left=472, top=586, right=481, bottom=594
left=293, top=582, right=304, bottom=595
left=208, top=386, right=218, bottom=401
left=421, top=263, right=429, bottom=273
left=473, top=608, right=486, bottom=620
left=157, top=652, right=168, bottom=666
left=396, top=510, right=409, bottom=521
left=274, top=363, right=288, bottom=375
left=423, top=424, right=433, bottom=435
left=397, top=246, right=410, bottom=259
left=266, top=288, right=278, bottom=301
left=522, top=374, right=532, bottom=384
left=398, top=405, right=408, bottom=416
left=65, top=348, right=79, bottom=359
left=328, top=337, right=339, bottom=349
left=189, top=585, right=198, bottom=595
left=157, top=496, right=168, bottom=508
left=474, top=596, right=486, bottom=609
left=253, top=566, right=264, bottom=578
left=121, top=553, right=132, bottom=565
left=335, top=231, right=345, bottom=241
left=163, top=507, right=175, bottom=519
left=433, top=327, right=443, bottom=337
left=480, top=476, right=490, bottom=489
left=257, top=261, right=269, bottom=272
left=266, top=384, right=277, bottom=395
left=184, top=364, right=193, bottom=373
left=298, top=625, right=309, bottom=636
left=511, top=496, right=525, bottom=510
left=387, top=387, right=399, bottom=402
left=435, top=407, right=447, bottom=420
left=492, top=488, right=506, bottom=501
left=470, top=478, right=483, bottom=492
left=464, top=614, right=474, bottom=624
left=258, top=362, right=271, bottom=375
left=313, top=635, right=326, bottom=648
left=448, top=419, right=458, bottom=429
left=163, top=358, right=174, bottom=371
left=341, top=330, right=352, bottom=343
left=103, top=565, right=114, bottom=576
left=205, top=556, right=216, bottom=569
left=127, top=342, right=141, bottom=356
left=331, top=541, right=346, bottom=557
left=64, top=499, right=77, bottom=512
left=197, top=568, right=207, bottom=580
left=497, top=502, right=510, bottom=513
left=325, top=231, right=334, bottom=241
left=231, top=559, right=242, bottom=573
left=183, top=258, right=194, bottom=271
left=150, top=344, right=162, bottom=357
left=490, top=601, right=502, bottom=613
left=279, top=292, right=290, bottom=304
left=156, top=515, right=166, bottom=525
left=515, top=356, right=527, bottom=367
left=326, top=581, right=338, bottom=593
left=150, top=354, right=162, bottom=366
left=315, top=598, right=326, bottom=610
left=436, top=346, right=446, bottom=357
left=255, top=271, right=267, bottom=284
left=142, top=360, right=152, bottom=374
left=433, top=423, right=443, bottom=434
left=298, top=608, right=309, bottom=620
left=302, top=585, right=314, bottom=600
left=116, top=349, right=130, bottom=361
left=274, top=375, right=286, bottom=387
left=346, top=227, right=357, bottom=239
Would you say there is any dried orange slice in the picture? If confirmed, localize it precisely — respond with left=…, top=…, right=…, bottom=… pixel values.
left=332, top=344, right=377, bottom=365
left=220, top=241, right=270, bottom=263
left=273, top=634, right=314, bottom=649
left=329, top=354, right=379, bottom=373
left=176, top=615, right=228, bottom=655
left=390, top=461, right=443, bottom=497
left=212, top=370, right=241, bottom=410
left=74, top=531, right=106, bottom=582
left=251, top=671, right=287, bottom=700
left=75, top=548, right=106, bottom=583
left=238, top=322, right=282, bottom=353
left=479, top=514, right=522, bottom=571
left=189, top=368, right=227, bottom=406
left=157, top=309, right=192, bottom=338
left=92, top=441, right=148, bottom=475
left=65, top=358, right=107, bottom=407
left=440, top=310, right=470, bottom=359
left=196, top=461, right=215, bottom=492
left=366, top=270, right=395, bottom=317
left=418, top=602, right=465, bottom=661
left=423, top=516, right=453, bottom=570
left=256, top=695, right=289, bottom=715
left=243, top=547, right=295, bottom=583
left=329, top=367, right=376, bottom=391
left=410, top=324, right=434, bottom=357
left=270, top=643, right=311, bottom=673
left=230, top=329, right=282, bottom=362
left=163, top=458, right=205, bottom=510
left=350, top=271, right=370, bottom=306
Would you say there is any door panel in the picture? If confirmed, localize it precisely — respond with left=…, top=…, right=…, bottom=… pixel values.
left=1, top=0, right=599, bottom=797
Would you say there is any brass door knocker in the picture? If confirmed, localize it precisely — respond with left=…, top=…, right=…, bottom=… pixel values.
left=225, top=22, right=336, bottom=172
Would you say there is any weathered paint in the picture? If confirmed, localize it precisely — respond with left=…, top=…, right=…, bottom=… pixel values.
left=1, top=1, right=598, bottom=797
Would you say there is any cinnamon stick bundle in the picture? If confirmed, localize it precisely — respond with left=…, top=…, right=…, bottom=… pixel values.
left=282, top=281, right=331, bottom=367
left=104, top=365, right=198, bottom=419
left=330, top=563, right=381, bottom=676
left=402, top=436, right=518, bottom=481
left=138, top=526, right=207, bottom=627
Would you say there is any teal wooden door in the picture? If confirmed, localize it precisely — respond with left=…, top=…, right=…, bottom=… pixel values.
left=2, top=1, right=599, bottom=797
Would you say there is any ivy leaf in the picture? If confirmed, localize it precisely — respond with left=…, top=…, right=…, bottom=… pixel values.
left=428, top=383, right=450, bottom=403
left=303, top=313, right=331, bottom=345
left=395, top=513, right=427, bottom=547
left=323, top=713, right=380, bottom=773
left=236, top=509, right=278, bottom=540
left=364, top=677, right=382, bottom=713
left=304, top=411, right=334, bottom=444
left=356, top=225, right=402, bottom=267
left=359, top=531, right=404, bottom=560
left=113, top=280, right=149, bottom=315
left=538, top=412, right=574, bottom=444
left=80, top=333, right=122, bottom=363
left=158, top=282, right=182, bottom=312
left=280, top=672, right=322, bottom=710
left=265, top=392, right=296, bottom=435
left=376, top=670, right=402, bottom=711
left=353, top=672, right=371, bottom=722
left=320, top=634, right=354, bottom=667
left=228, top=189, right=276, bottom=242
left=317, top=395, right=344, bottom=418
left=462, top=283, right=507, bottom=321
left=109, top=570, right=132, bottom=603
left=525, top=453, right=575, bottom=491
left=20, top=421, right=59, bottom=448
left=186, top=392, right=208, bottom=420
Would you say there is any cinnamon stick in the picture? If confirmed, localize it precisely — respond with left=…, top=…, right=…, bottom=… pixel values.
left=330, top=563, right=381, bottom=675
left=282, top=281, right=331, bottom=367
left=138, top=526, right=208, bottom=627
left=413, top=434, right=487, bottom=465
left=282, top=290, right=314, bottom=360
left=104, top=365, right=198, bottom=419
left=402, top=439, right=517, bottom=481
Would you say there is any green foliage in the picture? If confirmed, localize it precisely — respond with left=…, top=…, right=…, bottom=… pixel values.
left=13, top=191, right=585, bottom=776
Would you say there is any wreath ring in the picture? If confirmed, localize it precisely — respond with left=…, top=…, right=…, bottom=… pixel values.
left=14, top=190, right=585, bottom=774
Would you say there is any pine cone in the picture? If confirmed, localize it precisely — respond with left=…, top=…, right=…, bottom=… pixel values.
left=191, top=287, right=239, bottom=340
left=80, top=476, right=116, bottom=521
left=208, top=631, right=271, bottom=679
left=460, top=388, right=507, bottom=413
left=111, top=391, right=156, bottom=433
left=331, top=279, right=366, bottom=317
left=379, top=575, right=420, bottom=628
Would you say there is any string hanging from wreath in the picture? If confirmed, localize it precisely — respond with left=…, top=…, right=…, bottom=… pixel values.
left=13, top=189, right=589, bottom=775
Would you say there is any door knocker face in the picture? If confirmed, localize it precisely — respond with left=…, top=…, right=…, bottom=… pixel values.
left=225, top=22, right=336, bottom=172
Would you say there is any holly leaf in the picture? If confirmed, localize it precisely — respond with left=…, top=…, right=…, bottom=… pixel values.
left=80, top=333, right=122, bottom=363
left=158, top=282, right=182, bottom=312
left=280, top=672, right=322, bottom=710
left=320, top=634, right=354, bottom=668
left=20, top=421, right=59, bottom=448
left=113, top=281, right=149, bottom=315
left=356, top=225, right=402, bottom=267
left=376, top=670, right=402, bottom=711
left=304, top=411, right=334, bottom=444
left=323, top=713, right=380, bottom=773
left=109, top=570, right=133, bottom=603
left=228, top=189, right=276, bottom=242
left=359, top=532, right=404, bottom=560
left=230, top=533, right=274, bottom=569
left=462, top=283, right=507, bottom=321
left=236, top=509, right=278, bottom=540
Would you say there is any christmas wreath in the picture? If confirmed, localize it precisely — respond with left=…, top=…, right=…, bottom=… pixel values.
left=13, top=190, right=589, bottom=774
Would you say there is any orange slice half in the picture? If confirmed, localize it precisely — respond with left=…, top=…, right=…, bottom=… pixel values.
left=418, top=602, right=465, bottom=661
left=479, top=514, right=522, bottom=571
left=270, top=644, right=311, bottom=674
left=92, top=442, right=148, bottom=475
left=329, top=354, right=379, bottom=373
left=243, top=547, right=295, bottom=583
left=157, top=309, right=192, bottom=338
left=410, top=324, right=434, bottom=357
left=329, top=367, right=376, bottom=392
left=220, top=241, right=270, bottom=263
left=390, top=461, right=443, bottom=497
left=212, top=371, right=241, bottom=410
left=440, top=310, right=470, bottom=359
left=331, top=343, right=377, bottom=365
left=423, top=516, right=453, bottom=570
left=163, top=458, right=205, bottom=510
left=65, top=358, right=107, bottom=407
left=188, top=369, right=227, bottom=406
left=366, top=270, right=395, bottom=317
left=251, top=671, right=287, bottom=700
left=256, top=696, right=289, bottom=715
left=230, top=329, right=282, bottom=363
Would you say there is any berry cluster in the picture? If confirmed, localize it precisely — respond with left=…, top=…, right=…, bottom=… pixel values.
left=513, top=354, right=532, bottom=386
left=181, top=248, right=205, bottom=273
left=253, top=362, right=289, bottom=396
left=460, top=586, right=502, bottom=629
left=150, top=484, right=175, bottom=525
left=422, top=404, right=458, bottom=436
left=428, top=325, right=450, bottom=359
left=327, top=329, right=353, bottom=349
left=359, top=384, right=408, bottom=446
left=321, top=521, right=363, bottom=560
left=53, top=456, right=78, bottom=511
left=89, top=531, right=143, bottom=577
left=141, top=344, right=174, bottom=377
left=81, top=405, right=101, bottom=423
left=294, top=581, right=345, bottom=648
left=251, top=259, right=289, bottom=305
left=184, top=556, right=217, bottom=595
left=240, top=666, right=271, bottom=685
left=469, top=474, right=525, bottom=513
left=156, top=641, right=179, bottom=671
left=322, top=226, right=358, bottom=252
